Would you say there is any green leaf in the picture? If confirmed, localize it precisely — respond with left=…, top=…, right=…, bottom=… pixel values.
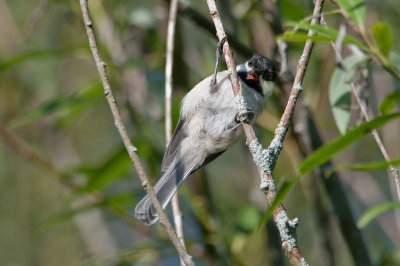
left=10, top=97, right=83, bottom=128
left=336, top=157, right=400, bottom=171
left=285, top=21, right=367, bottom=50
left=370, top=22, right=393, bottom=56
left=337, top=0, right=366, bottom=31
left=358, top=202, right=400, bottom=228
left=77, top=147, right=132, bottom=192
left=236, top=206, right=261, bottom=232
left=257, top=175, right=301, bottom=231
left=329, top=55, right=367, bottom=134
left=9, top=81, right=102, bottom=128
left=380, top=90, right=400, bottom=115
left=37, top=204, right=98, bottom=232
left=37, top=192, right=133, bottom=232
left=0, top=46, right=88, bottom=71
left=280, top=0, right=307, bottom=21
left=298, top=112, right=400, bottom=174
left=104, top=192, right=134, bottom=207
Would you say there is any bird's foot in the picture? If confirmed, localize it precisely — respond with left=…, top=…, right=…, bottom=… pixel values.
left=235, top=109, right=254, bottom=124
left=210, top=37, right=227, bottom=93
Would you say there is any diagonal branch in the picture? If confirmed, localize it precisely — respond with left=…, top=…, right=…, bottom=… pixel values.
left=79, top=1, right=193, bottom=265
left=0, top=122, right=155, bottom=235
left=165, top=0, right=187, bottom=261
left=206, top=0, right=324, bottom=264
left=272, top=7, right=372, bottom=265
left=351, top=71, right=400, bottom=202
left=0, top=124, right=64, bottom=183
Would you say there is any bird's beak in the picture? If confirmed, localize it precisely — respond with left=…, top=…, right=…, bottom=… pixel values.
left=246, top=72, right=259, bottom=82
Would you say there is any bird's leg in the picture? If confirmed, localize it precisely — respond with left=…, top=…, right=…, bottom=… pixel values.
left=235, top=109, right=255, bottom=124
left=210, top=37, right=227, bottom=93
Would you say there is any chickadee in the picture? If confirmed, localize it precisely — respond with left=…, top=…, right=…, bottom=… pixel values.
left=135, top=54, right=277, bottom=226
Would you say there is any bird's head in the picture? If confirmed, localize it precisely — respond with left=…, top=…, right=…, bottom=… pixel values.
left=237, top=54, right=277, bottom=97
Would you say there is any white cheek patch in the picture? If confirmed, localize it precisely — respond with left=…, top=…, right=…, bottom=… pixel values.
left=236, top=62, right=252, bottom=73
left=236, top=63, right=245, bottom=73
left=260, top=80, right=275, bottom=97
left=245, top=62, right=251, bottom=72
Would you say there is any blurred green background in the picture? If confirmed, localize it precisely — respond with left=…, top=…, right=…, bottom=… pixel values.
left=0, top=0, right=400, bottom=265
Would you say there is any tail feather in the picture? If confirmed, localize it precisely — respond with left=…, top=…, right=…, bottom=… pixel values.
left=134, top=159, right=197, bottom=226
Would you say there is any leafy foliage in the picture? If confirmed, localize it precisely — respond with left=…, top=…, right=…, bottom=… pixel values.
left=358, top=202, right=400, bottom=228
left=329, top=55, right=367, bottom=134
left=370, top=22, right=394, bottom=56
left=283, top=21, right=367, bottom=49
left=336, top=0, right=366, bottom=31
left=1, top=0, right=400, bottom=265
left=299, top=113, right=400, bottom=174
left=9, top=81, right=102, bottom=128
left=380, top=89, right=400, bottom=115
left=335, top=157, right=400, bottom=171
left=76, top=147, right=133, bottom=192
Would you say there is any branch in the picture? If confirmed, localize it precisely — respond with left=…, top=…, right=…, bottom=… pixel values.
left=284, top=10, right=373, bottom=266
left=24, top=0, right=49, bottom=36
left=165, top=0, right=187, bottom=260
left=0, top=124, right=63, bottom=183
left=351, top=71, right=400, bottom=202
left=78, top=1, right=193, bottom=265
left=335, top=2, right=400, bottom=83
left=186, top=1, right=369, bottom=264
left=205, top=0, right=324, bottom=264
left=0, top=122, right=155, bottom=233
left=260, top=1, right=373, bottom=264
left=178, top=2, right=253, bottom=58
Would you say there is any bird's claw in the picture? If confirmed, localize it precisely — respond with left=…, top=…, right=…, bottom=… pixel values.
left=210, top=37, right=227, bottom=93
left=235, top=109, right=254, bottom=124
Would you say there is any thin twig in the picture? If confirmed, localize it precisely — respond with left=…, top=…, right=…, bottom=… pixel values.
left=24, top=0, right=49, bottom=35
left=0, top=124, right=63, bottom=182
left=263, top=1, right=373, bottom=264
left=206, top=0, right=324, bottom=264
left=0, top=123, right=155, bottom=233
left=333, top=24, right=346, bottom=67
left=165, top=0, right=187, bottom=260
left=335, top=2, right=400, bottom=82
left=177, top=2, right=253, bottom=58
left=319, top=10, right=346, bottom=68
left=193, top=0, right=368, bottom=263
left=78, top=1, right=193, bottom=265
left=277, top=40, right=290, bottom=78
left=351, top=73, right=400, bottom=202
left=299, top=11, right=373, bottom=265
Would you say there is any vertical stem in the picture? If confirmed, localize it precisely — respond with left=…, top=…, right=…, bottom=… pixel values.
left=351, top=80, right=400, bottom=202
left=205, top=0, right=327, bottom=264
left=165, top=0, right=187, bottom=261
left=79, top=1, right=193, bottom=265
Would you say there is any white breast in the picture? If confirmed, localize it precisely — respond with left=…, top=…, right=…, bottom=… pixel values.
left=179, top=70, right=266, bottom=159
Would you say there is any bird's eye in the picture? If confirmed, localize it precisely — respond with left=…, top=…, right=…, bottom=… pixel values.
left=248, top=62, right=253, bottom=68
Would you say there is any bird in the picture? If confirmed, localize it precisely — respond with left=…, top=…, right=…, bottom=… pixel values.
left=135, top=54, right=277, bottom=226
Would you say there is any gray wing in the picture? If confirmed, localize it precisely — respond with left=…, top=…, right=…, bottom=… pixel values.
left=161, top=118, right=186, bottom=171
